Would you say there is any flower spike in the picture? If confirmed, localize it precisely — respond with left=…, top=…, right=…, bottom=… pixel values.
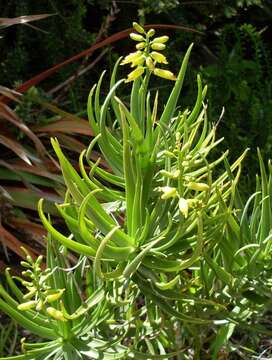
left=123, top=22, right=176, bottom=82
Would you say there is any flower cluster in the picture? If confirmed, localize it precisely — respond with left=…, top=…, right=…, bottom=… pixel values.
left=16, top=248, right=66, bottom=321
left=121, top=22, right=176, bottom=82
left=158, top=184, right=206, bottom=219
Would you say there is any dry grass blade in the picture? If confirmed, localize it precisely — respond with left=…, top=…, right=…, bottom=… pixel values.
left=0, top=88, right=98, bottom=261
left=7, top=160, right=61, bottom=181
left=0, top=86, right=21, bottom=102
left=0, top=14, right=55, bottom=28
left=33, top=119, right=93, bottom=136
left=0, top=135, right=32, bottom=165
left=7, top=217, right=47, bottom=248
left=38, top=101, right=88, bottom=122
left=0, top=102, right=47, bottom=159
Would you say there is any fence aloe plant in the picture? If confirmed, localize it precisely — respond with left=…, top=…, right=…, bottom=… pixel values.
left=0, top=22, right=272, bottom=359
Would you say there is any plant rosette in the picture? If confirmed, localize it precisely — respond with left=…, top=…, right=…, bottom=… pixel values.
left=1, top=22, right=271, bottom=360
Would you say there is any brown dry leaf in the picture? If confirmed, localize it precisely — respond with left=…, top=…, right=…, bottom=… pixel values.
left=7, top=160, right=62, bottom=181
left=0, top=102, right=47, bottom=158
left=0, top=135, right=32, bottom=165
left=40, top=102, right=89, bottom=122
left=8, top=217, right=47, bottom=247
left=0, top=86, right=22, bottom=102
left=33, top=118, right=93, bottom=136
left=0, top=14, right=54, bottom=28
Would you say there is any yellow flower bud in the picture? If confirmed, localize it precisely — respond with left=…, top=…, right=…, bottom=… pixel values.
left=133, top=22, right=145, bottom=34
left=150, top=51, right=168, bottom=64
left=147, top=29, right=155, bottom=37
left=46, top=289, right=65, bottom=303
left=121, top=51, right=142, bottom=65
left=131, top=54, right=145, bottom=67
left=23, top=288, right=36, bottom=300
left=46, top=307, right=67, bottom=321
left=136, top=42, right=146, bottom=50
left=187, top=199, right=203, bottom=209
left=125, top=66, right=145, bottom=82
left=154, top=68, right=176, bottom=81
left=151, top=43, right=166, bottom=51
left=22, top=280, right=33, bottom=288
left=130, top=33, right=145, bottom=41
left=20, top=261, right=31, bottom=268
left=187, top=182, right=209, bottom=191
left=173, top=170, right=180, bottom=178
left=146, top=57, right=155, bottom=70
left=162, top=150, right=176, bottom=158
left=20, top=337, right=26, bottom=353
left=176, top=132, right=181, bottom=142
left=160, top=186, right=178, bottom=200
left=36, top=255, right=43, bottom=265
left=160, top=169, right=180, bottom=178
left=17, top=300, right=37, bottom=311
left=36, top=299, right=43, bottom=311
left=187, top=199, right=197, bottom=207
left=152, top=36, right=169, bottom=43
left=179, top=198, right=189, bottom=218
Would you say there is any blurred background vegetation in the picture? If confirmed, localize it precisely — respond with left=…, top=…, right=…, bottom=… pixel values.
left=0, top=0, right=271, bottom=261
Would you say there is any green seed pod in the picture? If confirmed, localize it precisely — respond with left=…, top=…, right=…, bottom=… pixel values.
left=187, top=182, right=209, bottom=191
left=133, top=22, right=145, bottom=34
left=17, top=300, right=37, bottom=311
left=46, top=307, right=67, bottom=321
left=136, top=42, right=146, bottom=50
left=151, top=43, right=166, bottom=51
left=130, top=33, right=145, bottom=42
left=152, top=36, right=169, bottom=44
left=154, top=68, right=176, bottom=81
